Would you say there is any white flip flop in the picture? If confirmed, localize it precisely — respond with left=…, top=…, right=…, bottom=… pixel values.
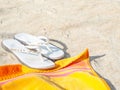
left=14, top=33, right=65, bottom=60
left=2, top=39, right=55, bottom=69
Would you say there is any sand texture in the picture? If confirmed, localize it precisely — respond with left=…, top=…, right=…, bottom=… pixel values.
left=0, top=0, right=120, bottom=89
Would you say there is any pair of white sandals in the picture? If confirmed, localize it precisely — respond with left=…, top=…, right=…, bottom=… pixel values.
left=2, top=33, right=64, bottom=69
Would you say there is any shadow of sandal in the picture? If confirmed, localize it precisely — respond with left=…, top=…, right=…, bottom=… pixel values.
left=49, top=39, right=71, bottom=58
left=90, top=55, right=116, bottom=90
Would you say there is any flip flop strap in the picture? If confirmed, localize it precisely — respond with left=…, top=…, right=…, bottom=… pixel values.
left=11, top=47, right=44, bottom=62
left=11, top=47, right=39, bottom=54
left=37, top=36, right=52, bottom=52
left=37, top=36, right=49, bottom=44
left=27, top=36, right=52, bottom=52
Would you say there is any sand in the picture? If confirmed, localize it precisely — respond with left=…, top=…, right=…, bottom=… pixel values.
left=0, top=0, right=120, bottom=89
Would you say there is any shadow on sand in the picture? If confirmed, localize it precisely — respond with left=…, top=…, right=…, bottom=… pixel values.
left=90, top=55, right=116, bottom=90
left=50, top=39, right=71, bottom=58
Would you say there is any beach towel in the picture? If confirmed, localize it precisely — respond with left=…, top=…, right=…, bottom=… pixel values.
left=0, top=49, right=110, bottom=90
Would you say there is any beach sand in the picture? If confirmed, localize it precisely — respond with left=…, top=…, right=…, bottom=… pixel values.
left=0, top=0, right=120, bottom=89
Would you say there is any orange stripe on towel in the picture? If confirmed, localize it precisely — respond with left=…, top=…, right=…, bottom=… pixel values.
left=0, top=65, right=22, bottom=80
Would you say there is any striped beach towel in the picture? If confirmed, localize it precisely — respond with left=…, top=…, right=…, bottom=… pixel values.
left=0, top=49, right=110, bottom=90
